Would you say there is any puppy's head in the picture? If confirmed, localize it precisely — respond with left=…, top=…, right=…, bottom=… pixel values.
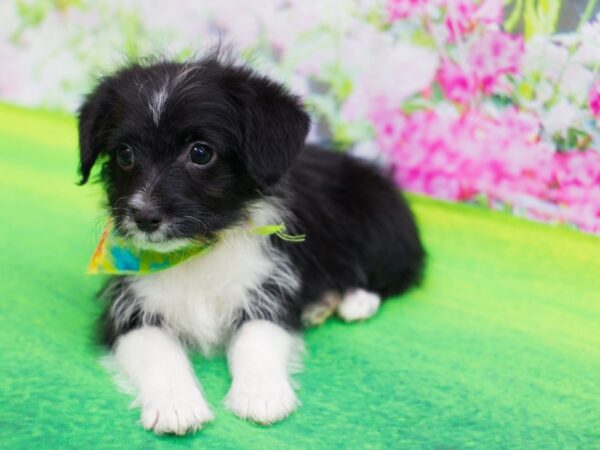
left=78, top=57, right=309, bottom=250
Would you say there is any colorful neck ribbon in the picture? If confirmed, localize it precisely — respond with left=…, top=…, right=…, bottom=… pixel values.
left=88, top=220, right=304, bottom=275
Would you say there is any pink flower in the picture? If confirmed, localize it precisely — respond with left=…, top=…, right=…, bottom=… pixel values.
left=445, top=0, right=504, bottom=39
left=387, top=0, right=428, bottom=21
left=372, top=102, right=600, bottom=232
left=373, top=107, right=552, bottom=202
left=437, top=59, right=477, bottom=104
left=548, top=151, right=600, bottom=232
left=468, top=31, right=523, bottom=93
left=475, top=0, right=505, bottom=24
left=551, top=152, right=600, bottom=194
left=589, top=80, right=600, bottom=119
left=438, top=30, right=523, bottom=103
left=369, top=104, right=408, bottom=152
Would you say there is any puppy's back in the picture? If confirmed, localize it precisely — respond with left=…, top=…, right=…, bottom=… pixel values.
left=276, top=145, right=425, bottom=303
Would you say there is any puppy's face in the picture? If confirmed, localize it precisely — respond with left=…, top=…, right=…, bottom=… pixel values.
left=78, top=59, right=309, bottom=250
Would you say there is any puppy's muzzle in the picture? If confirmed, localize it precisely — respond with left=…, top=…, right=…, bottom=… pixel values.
left=132, top=207, right=162, bottom=233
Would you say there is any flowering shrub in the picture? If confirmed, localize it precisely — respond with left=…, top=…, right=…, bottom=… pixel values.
left=0, top=0, right=599, bottom=233
left=369, top=0, right=600, bottom=233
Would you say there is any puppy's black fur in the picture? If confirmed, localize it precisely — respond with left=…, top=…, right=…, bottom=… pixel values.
left=272, top=147, right=425, bottom=328
left=78, top=55, right=425, bottom=346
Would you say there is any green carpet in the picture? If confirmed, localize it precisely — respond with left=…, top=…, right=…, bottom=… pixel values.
left=1, top=103, right=599, bottom=449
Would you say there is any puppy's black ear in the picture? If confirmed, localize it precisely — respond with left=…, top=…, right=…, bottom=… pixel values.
left=77, top=81, right=113, bottom=184
left=233, top=72, right=310, bottom=187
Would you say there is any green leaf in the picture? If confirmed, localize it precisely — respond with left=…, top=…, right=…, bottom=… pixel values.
left=578, top=0, right=599, bottom=30
left=523, top=0, right=562, bottom=39
left=504, top=0, right=524, bottom=32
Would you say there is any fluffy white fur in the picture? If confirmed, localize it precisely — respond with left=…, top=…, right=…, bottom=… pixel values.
left=114, top=326, right=214, bottom=434
left=337, top=289, right=381, bottom=322
left=125, top=200, right=298, bottom=354
left=108, top=200, right=303, bottom=431
left=225, top=320, right=303, bottom=424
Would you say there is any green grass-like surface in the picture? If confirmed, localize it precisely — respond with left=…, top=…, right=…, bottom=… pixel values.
left=1, top=103, right=599, bottom=449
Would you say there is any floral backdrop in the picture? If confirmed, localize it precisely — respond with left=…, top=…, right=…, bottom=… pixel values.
left=1, top=0, right=599, bottom=234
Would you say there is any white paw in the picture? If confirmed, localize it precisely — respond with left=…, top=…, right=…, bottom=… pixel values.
left=337, top=289, right=381, bottom=322
left=225, top=373, right=298, bottom=424
left=140, top=388, right=214, bottom=435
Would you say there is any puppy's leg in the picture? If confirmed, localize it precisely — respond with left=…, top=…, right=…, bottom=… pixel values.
left=225, top=320, right=302, bottom=424
left=301, top=291, right=341, bottom=327
left=337, top=288, right=381, bottom=322
left=114, top=326, right=214, bottom=434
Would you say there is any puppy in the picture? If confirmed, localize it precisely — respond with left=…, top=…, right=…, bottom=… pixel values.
left=78, top=55, right=425, bottom=435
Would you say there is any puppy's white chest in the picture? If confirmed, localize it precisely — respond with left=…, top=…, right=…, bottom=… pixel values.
left=131, top=232, right=276, bottom=354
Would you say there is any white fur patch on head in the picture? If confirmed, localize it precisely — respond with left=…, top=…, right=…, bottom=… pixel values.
left=225, top=320, right=303, bottom=424
left=128, top=190, right=150, bottom=210
left=149, top=80, right=169, bottom=126
left=337, top=289, right=381, bottom=322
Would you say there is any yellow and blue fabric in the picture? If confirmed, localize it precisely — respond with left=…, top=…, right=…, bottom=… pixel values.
left=88, top=221, right=305, bottom=275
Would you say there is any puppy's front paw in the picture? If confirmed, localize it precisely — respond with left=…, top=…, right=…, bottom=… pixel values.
left=140, top=388, right=214, bottom=435
left=225, top=374, right=298, bottom=424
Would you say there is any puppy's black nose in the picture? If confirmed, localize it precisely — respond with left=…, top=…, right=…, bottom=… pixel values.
left=133, top=208, right=162, bottom=233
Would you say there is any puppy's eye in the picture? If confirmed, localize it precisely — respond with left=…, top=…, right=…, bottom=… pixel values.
left=116, top=146, right=134, bottom=169
left=189, top=142, right=214, bottom=166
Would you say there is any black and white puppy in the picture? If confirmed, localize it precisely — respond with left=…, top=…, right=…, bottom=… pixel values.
left=78, top=55, right=425, bottom=434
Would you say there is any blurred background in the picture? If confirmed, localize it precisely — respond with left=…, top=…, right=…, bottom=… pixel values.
left=1, top=0, right=599, bottom=233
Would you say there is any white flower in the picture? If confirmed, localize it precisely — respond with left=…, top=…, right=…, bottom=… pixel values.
left=536, top=79, right=555, bottom=104
left=559, top=63, right=595, bottom=103
left=522, top=36, right=569, bottom=83
left=341, top=40, right=439, bottom=121
left=0, top=2, right=20, bottom=40
left=573, top=17, right=600, bottom=66
left=541, top=99, right=581, bottom=136
left=350, top=140, right=387, bottom=165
